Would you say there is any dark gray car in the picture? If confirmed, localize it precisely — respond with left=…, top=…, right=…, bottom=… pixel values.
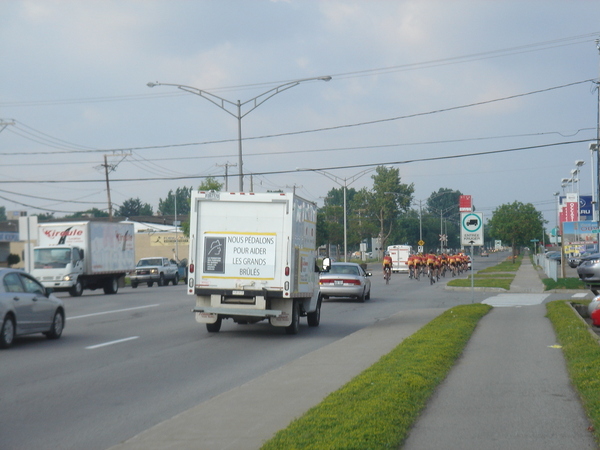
left=0, top=268, right=65, bottom=349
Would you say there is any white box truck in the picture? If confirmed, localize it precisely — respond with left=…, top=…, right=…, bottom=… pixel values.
left=31, top=221, right=135, bottom=296
left=188, top=191, right=321, bottom=334
left=388, top=244, right=412, bottom=273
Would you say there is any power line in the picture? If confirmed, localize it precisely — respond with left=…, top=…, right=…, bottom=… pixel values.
left=0, top=138, right=590, bottom=184
left=1, top=79, right=594, bottom=157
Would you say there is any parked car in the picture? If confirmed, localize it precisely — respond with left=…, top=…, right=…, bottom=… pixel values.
left=545, top=251, right=562, bottom=264
left=480, top=251, right=489, bottom=257
left=319, top=261, right=372, bottom=302
left=577, top=253, right=600, bottom=292
left=1, top=268, right=65, bottom=349
left=130, top=257, right=179, bottom=288
left=568, top=253, right=591, bottom=268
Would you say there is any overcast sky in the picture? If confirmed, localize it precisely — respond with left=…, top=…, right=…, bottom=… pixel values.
left=1, top=0, right=600, bottom=230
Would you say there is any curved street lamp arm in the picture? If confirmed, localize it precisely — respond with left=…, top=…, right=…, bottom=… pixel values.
left=148, top=76, right=331, bottom=120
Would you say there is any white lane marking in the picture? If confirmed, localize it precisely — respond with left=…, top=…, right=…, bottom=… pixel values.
left=67, top=304, right=160, bottom=320
left=483, top=294, right=549, bottom=307
left=572, top=293, right=589, bottom=298
left=86, top=336, right=139, bottom=350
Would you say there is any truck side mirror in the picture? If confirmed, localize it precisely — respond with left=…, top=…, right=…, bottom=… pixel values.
left=322, top=257, right=331, bottom=272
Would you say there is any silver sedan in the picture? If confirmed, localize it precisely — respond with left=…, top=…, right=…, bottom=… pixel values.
left=319, top=262, right=372, bottom=302
left=1, top=268, right=65, bottom=349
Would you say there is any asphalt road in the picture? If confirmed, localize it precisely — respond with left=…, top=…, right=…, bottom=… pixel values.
left=0, top=252, right=519, bottom=450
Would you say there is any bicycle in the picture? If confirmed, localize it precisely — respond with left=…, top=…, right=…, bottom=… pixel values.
left=384, top=266, right=391, bottom=284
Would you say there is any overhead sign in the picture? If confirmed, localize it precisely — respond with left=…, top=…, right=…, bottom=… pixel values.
left=459, top=195, right=472, bottom=212
left=461, top=212, right=484, bottom=246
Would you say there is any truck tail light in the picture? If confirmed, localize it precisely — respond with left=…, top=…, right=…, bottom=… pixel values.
left=189, top=263, right=195, bottom=273
left=285, top=266, right=290, bottom=276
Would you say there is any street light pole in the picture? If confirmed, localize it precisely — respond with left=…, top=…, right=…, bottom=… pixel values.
left=148, top=76, right=332, bottom=192
left=300, top=167, right=375, bottom=262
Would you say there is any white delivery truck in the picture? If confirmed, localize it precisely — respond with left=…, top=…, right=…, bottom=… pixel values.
left=32, top=221, right=135, bottom=296
left=388, top=245, right=412, bottom=273
left=188, top=191, right=322, bottom=334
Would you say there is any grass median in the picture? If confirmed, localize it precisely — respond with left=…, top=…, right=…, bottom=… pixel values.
left=546, top=300, right=600, bottom=446
left=261, top=303, right=492, bottom=450
left=446, top=255, right=522, bottom=290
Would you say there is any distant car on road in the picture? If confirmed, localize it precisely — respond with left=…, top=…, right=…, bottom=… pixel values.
left=1, top=268, right=65, bottom=349
left=319, top=262, right=372, bottom=302
left=480, top=251, right=489, bottom=257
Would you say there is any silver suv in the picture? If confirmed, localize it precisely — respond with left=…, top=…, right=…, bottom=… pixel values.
left=130, top=257, right=179, bottom=288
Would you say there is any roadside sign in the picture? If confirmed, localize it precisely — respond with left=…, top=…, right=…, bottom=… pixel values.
left=461, top=212, right=484, bottom=246
left=418, top=240, right=425, bottom=246
left=418, top=245, right=424, bottom=253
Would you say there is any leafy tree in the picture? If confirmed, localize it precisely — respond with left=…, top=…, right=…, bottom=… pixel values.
left=365, top=166, right=415, bottom=248
left=317, top=186, right=358, bottom=249
left=424, top=188, right=462, bottom=252
left=158, top=186, right=193, bottom=215
left=34, top=213, right=55, bottom=222
left=487, top=201, right=546, bottom=261
left=115, top=198, right=154, bottom=217
left=63, top=208, right=109, bottom=219
left=199, top=176, right=223, bottom=192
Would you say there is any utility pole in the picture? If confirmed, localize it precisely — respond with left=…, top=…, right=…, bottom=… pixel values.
left=286, top=184, right=303, bottom=195
left=217, top=162, right=237, bottom=191
left=103, top=154, right=114, bottom=221
left=596, top=39, right=600, bottom=224
left=99, top=152, right=129, bottom=221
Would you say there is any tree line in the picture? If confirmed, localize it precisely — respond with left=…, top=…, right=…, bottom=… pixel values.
left=0, top=168, right=545, bottom=254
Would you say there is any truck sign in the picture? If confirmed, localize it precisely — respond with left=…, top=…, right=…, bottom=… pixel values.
left=203, top=232, right=277, bottom=278
left=461, top=212, right=484, bottom=246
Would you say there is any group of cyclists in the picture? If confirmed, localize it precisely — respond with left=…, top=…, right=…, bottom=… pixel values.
left=382, top=251, right=471, bottom=285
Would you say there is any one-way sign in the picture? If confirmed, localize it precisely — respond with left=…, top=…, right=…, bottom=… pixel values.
left=461, top=212, right=484, bottom=246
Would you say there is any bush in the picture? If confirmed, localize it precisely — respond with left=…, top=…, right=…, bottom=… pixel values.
left=6, top=253, right=20, bottom=267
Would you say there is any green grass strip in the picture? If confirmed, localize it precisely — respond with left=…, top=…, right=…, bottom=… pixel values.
left=546, top=301, right=600, bottom=445
left=478, top=257, right=522, bottom=273
left=261, top=304, right=492, bottom=450
left=446, top=277, right=512, bottom=290
left=542, top=278, right=586, bottom=290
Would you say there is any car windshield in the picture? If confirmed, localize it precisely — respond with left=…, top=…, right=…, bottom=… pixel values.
left=329, top=265, right=360, bottom=275
left=34, top=248, right=71, bottom=269
left=138, top=259, right=162, bottom=267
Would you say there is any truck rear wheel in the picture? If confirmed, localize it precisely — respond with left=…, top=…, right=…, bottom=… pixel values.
left=172, top=274, right=179, bottom=286
left=206, top=316, right=222, bottom=332
left=103, top=277, right=119, bottom=295
left=307, top=297, right=322, bottom=327
left=285, top=301, right=300, bottom=335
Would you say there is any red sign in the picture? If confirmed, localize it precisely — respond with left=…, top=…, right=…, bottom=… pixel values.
left=459, top=195, right=472, bottom=212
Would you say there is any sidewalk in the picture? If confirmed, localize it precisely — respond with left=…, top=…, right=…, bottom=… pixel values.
left=111, top=258, right=597, bottom=449
left=404, top=255, right=597, bottom=449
